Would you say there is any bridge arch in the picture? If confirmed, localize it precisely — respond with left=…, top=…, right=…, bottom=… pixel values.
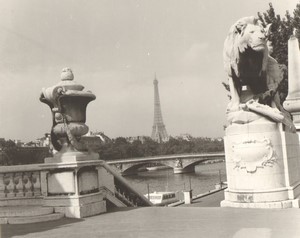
left=121, top=162, right=173, bottom=176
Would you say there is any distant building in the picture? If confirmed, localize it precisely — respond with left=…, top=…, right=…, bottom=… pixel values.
left=126, top=136, right=148, bottom=144
left=36, top=133, right=51, bottom=147
left=175, top=134, right=193, bottom=141
left=14, top=140, right=22, bottom=146
left=88, top=131, right=111, bottom=143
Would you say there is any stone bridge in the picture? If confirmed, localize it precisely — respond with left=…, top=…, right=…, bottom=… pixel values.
left=106, top=153, right=225, bottom=175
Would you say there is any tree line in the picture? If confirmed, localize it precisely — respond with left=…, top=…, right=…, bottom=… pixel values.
left=98, top=136, right=224, bottom=161
left=0, top=136, right=224, bottom=165
left=0, top=140, right=51, bottom=166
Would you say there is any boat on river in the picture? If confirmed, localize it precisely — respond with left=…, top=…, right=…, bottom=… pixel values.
left=145, top=191, right=178, bottom=206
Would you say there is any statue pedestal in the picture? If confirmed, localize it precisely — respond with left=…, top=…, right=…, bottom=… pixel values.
left=44, top=151, right=99, bottom=163
left=221, top=121, right=300, bottom=208
left=41, top=159, right=109, bottom=218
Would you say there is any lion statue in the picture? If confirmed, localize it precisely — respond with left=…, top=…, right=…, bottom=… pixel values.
left=223, top=16, right=294, bottom=131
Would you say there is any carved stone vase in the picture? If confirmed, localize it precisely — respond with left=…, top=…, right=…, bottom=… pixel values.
left=40, top=68, right=99, bottom=162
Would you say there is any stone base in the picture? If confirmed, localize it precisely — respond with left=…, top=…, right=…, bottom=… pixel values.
left=221, top=199, right=299, bottom=209
left=45, top=151, right=99, bottom=163
left=54, top=201, right=106, bottom=218
left=223, top=121, right=300, bottom=208
left=223, top=184, right=300, bottom=203
left=221, top=185, right=300, bottom=209
left=44, top=192, right=106, bottom=218
left=41, top=159, right=108, bottom=218
left=0, top=197, right=44, bottom=207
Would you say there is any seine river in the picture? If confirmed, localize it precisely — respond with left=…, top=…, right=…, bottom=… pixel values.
left=125, top=162, right=226, bottom=197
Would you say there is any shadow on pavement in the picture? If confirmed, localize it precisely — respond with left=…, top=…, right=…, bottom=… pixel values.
left=105, top=206, right=141, bottom=214
left=1, top=217, right=84, bottom=238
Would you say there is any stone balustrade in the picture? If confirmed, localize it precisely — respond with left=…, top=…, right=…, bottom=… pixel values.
left=0, top=164, right=43, bottom=200
left=0, top=160, right=151, bottom=216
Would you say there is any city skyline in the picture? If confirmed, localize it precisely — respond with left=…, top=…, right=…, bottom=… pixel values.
left=0, top=0, right=298, bottom=142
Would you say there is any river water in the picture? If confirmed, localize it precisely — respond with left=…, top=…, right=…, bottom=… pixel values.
left=125, top=162, right=226, bottom=197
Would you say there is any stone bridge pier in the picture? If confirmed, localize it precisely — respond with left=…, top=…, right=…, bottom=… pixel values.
left=173, top=159, right=196, bottom=174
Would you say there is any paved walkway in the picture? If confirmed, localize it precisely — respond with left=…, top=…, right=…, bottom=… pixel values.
left=2, top=205, right=300, bottom=238
left=2, top=191, right=300, bottom=238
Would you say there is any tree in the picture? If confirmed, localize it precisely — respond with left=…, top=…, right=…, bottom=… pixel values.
left=141, top=138, right=159, bottom=157
left=0, top=140, right=17, bottom=165
left=258, top=3, right=296, bottom=103
left=258, top=3, right=293, bottom=66
left=292, top=3, right=300, bottom=39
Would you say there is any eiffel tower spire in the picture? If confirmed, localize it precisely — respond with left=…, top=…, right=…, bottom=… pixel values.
left=151, top=74, right=169, bottom=143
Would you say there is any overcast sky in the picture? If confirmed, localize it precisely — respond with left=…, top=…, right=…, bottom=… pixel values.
left=0, top=0, right=298, bottom=142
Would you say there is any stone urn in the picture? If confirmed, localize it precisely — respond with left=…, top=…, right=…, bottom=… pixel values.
left=40, top=68, right=99, bottom=162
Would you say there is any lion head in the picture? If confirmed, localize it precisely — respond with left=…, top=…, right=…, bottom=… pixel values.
left=223, top=16, right=270, bottom=79
left=238, top=23, right=268, bottom=52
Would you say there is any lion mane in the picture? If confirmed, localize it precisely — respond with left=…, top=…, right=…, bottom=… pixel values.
left=223, top=16, right=283, bottom=110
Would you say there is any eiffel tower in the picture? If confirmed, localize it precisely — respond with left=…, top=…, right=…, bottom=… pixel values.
left=151, top=75, right=169, bottom=143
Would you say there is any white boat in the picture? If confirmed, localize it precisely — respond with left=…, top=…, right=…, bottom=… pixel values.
left=145, top=191, right=178, bottom=206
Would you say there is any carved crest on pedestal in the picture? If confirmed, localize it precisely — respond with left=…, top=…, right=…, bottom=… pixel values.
left=232, top=138, right=277, bottom=173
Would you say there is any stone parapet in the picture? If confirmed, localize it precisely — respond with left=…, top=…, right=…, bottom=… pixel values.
left=0, top=164, right=44, bottom=205
left=0, top=158, right=152, bottom=220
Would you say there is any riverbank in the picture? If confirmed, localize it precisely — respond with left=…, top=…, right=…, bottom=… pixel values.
left=168, top=186, right=227, bottom=207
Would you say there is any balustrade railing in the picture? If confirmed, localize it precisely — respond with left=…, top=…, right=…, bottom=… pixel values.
left=114, top=189, right=136, bottom=207
left=0, top=165, right=43, bottom=199
left=101, top=162, right=152, bottom=207
left=0, top=161, right=152, bottom=208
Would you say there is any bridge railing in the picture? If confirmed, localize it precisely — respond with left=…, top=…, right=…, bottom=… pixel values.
left=0, top=161, right=152, bottom=208
left=101, top=162, right=152, bottom=207
left=0, top=164, right=43, bottom=203
left=106, top=152, right=225, bottom=164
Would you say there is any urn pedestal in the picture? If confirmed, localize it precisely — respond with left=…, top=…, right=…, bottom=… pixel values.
left=41, top=161, right=107, bottom=218
left=40, top=68, right=107, bottom=218
left=221, top=121, right=300, bottom=208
